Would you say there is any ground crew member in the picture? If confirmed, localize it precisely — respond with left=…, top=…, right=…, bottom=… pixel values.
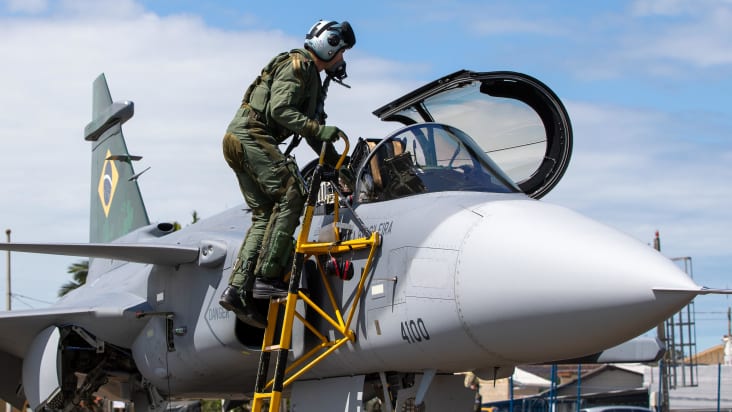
left=219, top=20, right=356, bottom=328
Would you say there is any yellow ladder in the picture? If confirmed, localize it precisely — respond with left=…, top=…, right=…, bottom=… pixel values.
left=251, top=136, right=381, bottom=412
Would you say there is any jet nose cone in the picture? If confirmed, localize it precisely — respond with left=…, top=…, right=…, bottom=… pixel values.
left=456, top=199, right=698, bottom=363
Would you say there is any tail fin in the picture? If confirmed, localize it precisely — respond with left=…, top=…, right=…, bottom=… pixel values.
left=86, top=73, right=150, bottom=243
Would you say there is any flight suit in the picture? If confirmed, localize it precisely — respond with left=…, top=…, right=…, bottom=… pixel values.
left=223, top=48, right=340, bottom=291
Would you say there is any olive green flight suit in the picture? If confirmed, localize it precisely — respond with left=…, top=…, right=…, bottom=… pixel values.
left=222, top=48, right=340, bottom=290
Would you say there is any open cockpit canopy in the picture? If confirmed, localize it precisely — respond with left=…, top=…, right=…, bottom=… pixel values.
left=372, top=70, right=572, bottom=199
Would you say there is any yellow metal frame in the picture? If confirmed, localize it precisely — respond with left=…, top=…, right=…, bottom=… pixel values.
left=252, top=134, right=381, bottom=412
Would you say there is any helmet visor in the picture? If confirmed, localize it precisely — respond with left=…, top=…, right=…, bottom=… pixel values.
left=339, top=21, right=356, bottom=49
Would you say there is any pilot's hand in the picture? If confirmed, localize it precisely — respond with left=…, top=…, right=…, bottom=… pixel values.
left=318, top=125, right=342, bottom=142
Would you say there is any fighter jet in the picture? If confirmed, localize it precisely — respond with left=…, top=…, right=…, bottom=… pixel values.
left=0, top=71, right=718, bottom=411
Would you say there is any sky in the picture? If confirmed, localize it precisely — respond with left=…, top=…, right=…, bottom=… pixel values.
left=0, top=0, right=730, bottom=354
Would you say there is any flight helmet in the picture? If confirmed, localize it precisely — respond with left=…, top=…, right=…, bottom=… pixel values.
left=304, top=20, right=356, bottom=62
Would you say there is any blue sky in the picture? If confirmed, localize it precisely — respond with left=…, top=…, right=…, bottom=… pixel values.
left=0, top=0, right=731, bottom=353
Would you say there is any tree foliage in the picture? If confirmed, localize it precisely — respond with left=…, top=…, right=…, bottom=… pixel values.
left=58, top=260, right=88, bottom=297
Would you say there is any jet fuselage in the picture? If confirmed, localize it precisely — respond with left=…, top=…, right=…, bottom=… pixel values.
left=94, top=190, right=697, bottom=396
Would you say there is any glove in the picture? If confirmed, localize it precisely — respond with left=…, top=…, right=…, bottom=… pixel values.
left=317, top=125, right=342, bottom=142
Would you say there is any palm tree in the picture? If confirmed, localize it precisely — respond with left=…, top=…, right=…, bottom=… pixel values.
left=58, top=260, right=88, bottom=297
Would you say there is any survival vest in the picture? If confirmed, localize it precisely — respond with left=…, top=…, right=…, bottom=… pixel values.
left=242, top=49, right=307, bottom=115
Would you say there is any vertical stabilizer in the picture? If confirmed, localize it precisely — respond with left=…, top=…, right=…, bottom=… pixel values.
left=86, top=74, right=149, bottom=243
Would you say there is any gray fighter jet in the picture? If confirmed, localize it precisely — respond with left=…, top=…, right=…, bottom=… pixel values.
left=0, top=72, right=717, bottom=411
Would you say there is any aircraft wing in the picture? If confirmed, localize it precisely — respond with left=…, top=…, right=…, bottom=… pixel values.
left=0, top=242, right=199, bottom=265
left=0, top=292, right=150, bottom=359
left=0, top=307, right=97, bottom=358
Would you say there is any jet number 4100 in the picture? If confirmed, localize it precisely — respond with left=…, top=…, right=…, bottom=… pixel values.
left=401, top=318, right=430, bottom=344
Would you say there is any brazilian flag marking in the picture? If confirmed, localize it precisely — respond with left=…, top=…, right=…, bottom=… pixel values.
left=97, top=149, right=119, bottom=218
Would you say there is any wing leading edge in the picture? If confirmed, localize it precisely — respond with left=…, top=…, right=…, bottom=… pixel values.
left=0, top=242, right=199, bottom=265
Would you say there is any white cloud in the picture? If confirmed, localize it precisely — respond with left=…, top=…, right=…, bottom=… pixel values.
left=630, top=0, right=698, bottom=16
left=630, top=0, right=732, bottom=17
left=546, top=101, right=732, bottom=261
left=479, top=0, right=732, bottom=79
left=616, top=0, right=732, bottom=70
left=56, top=0, right=146, bottom=19
left=3, top=0, right=48, bottom=14
left=470, top=17, right=566, bottom=36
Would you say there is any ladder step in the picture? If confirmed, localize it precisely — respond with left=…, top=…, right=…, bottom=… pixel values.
left=253, top=392, right=272, bottom=398
left=264, top=345, right=284, bottom=351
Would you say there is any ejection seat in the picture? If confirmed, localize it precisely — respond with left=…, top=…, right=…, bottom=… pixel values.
left=354, top=137, right=426, bottom=203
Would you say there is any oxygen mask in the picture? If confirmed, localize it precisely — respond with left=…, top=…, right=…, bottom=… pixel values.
left=326, top=60, right=350, bottom=88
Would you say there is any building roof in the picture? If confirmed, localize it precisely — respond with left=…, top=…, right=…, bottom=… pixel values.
left=685, top=343, right=725, bottom=364
left=548, top=364, right=645, bottom=397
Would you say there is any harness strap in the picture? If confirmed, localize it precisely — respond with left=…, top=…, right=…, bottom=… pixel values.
left=283, top=134, right=302, bottom=157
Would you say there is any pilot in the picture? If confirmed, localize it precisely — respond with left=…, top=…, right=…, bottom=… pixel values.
left=219, top=20, right=356, bottom=328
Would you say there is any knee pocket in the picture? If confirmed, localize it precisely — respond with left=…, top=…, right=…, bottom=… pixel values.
left=223, top=133, right=246, bottom=171
left=257, top=230, right=295, bottom=279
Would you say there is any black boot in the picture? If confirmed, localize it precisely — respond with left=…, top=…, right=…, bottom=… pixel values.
left=253, top=277, right=289, bottom=299
left=219, top=285, right=267, bottom=329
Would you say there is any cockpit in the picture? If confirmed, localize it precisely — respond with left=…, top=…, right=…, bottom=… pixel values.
left=348, top=123, right=520, bottom=204
left=309, top=71, right=574, bottom=210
